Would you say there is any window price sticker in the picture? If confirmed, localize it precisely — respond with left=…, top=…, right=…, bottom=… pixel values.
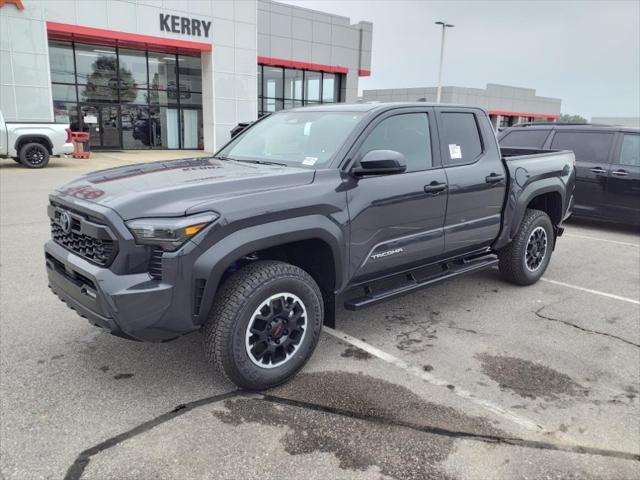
left=449, top=144, right=462, bottom=159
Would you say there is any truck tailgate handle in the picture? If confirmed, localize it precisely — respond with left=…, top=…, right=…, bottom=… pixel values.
left=590, top=167, right=607, bottom=174
left=485, top=173, right=505, bottom=184
left=424, top=181, right=447, bottom=194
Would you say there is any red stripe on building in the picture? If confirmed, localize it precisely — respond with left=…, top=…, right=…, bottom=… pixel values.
left=489, top=110, right=560, bottom=119
left=358, top=69, right=371, bottom=77
left=258, top=56, right=348, bottom=74
left=46, top=22, right=212, bottom=55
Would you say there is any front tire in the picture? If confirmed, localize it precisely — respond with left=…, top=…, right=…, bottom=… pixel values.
left=498, top=209, right=554, bottom=286
left=203, top=260, right=323, bottom=390
left=19, top=142, right=50, bottom=168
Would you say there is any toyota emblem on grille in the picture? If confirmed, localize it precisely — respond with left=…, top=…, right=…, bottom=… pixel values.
left=59, top=211, right=72, bottom=234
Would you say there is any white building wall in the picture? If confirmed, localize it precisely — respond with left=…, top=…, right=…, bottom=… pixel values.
left=0, top=0, right=258, bottom=151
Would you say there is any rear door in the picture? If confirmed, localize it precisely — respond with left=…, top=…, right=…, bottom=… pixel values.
left=605, top=132, right=640, bottom=223
left=436, top=108, right=507, bottom=256
left=549, top=130, right=616, bottom=218
left=347, top=107, right=447, bottom=284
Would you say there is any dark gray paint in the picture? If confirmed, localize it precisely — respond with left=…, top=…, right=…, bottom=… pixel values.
left=45, top=103, right=575, bottom=342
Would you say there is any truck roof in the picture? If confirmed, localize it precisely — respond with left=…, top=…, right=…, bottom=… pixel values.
left=290, top=102, right=488, bottom=114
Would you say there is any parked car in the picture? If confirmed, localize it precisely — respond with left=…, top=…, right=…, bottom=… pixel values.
left=45, top=103, right=575, bottom=389
left=499, top=123, right=640, bottom=225
left=0, top=110, right=74, bottom=168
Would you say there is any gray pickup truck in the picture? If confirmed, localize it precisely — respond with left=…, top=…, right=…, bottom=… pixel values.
left=45, top=103, right=575, bottom=389
left=0, top=110, right=74, bottom=168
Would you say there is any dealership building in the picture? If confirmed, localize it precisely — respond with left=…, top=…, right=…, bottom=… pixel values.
left=362, top=83, right=562, bottom=128
left=0, top=0, right=372, bottom=151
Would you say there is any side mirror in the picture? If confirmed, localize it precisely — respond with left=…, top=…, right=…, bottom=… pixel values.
left=352, top=150, right=407, bottom=176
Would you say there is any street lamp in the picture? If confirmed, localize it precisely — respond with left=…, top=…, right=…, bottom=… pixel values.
left=435, top=21, right=454, bottom=104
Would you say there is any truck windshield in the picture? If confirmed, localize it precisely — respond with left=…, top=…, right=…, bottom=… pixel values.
left=218, top=111, right=364, bottom=167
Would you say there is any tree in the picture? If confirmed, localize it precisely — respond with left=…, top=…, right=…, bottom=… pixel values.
left=558, top=114, right=587, bottom=124
left=82, top=56, right=137, bottom=103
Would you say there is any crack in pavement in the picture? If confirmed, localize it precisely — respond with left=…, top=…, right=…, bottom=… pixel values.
left=534, top=307, right=640, bottom=348
left=63, top=390, right=241, bottom=480
left=63, top=387, right=640, bottom=480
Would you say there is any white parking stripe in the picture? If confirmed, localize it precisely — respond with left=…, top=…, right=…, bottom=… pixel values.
left=540, top=278, right=640, bottom=305
left=324, top=327, right=577, bottom=442
left=565, top=233, right=640, bottom=248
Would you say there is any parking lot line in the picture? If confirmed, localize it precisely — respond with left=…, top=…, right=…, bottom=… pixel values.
left=565, top=233, right=640, bottom=248
left=540, top=278, right=640, bottom=305
left=324, top=327, right=574, bottom=441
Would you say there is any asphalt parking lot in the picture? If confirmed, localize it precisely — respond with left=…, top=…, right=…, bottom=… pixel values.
left=1, top=154, right=639, bottom=480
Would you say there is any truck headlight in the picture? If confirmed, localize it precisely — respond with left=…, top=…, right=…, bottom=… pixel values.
left=126, top=212, right=218, bottom=251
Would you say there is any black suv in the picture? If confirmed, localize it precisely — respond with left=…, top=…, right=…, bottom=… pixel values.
left=499, top=124, right=640, bottom=225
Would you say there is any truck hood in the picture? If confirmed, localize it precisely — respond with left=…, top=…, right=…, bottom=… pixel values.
left=54, top=157, right=314, bottom=220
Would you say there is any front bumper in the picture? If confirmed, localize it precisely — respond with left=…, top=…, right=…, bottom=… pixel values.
left=45, top=240, right=196, bottom=342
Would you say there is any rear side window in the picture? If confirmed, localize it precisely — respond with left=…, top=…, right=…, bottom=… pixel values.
left=500, top=129, right=550, bottom=148
left=550, top=131, right=614, bottom=164
left=440, top=112, right=483, bottom=165
left=619, top=134, right=640, bottom=167
left=357, top=113, right=432, bottom=172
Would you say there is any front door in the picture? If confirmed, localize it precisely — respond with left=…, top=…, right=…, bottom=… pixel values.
left=347, top=109, right=447, bottom=284
left=549, top=130, right=616, bottom=217
left=605, top=132, right=640, bottom=223
left=80, top=104, right=121, bottom=149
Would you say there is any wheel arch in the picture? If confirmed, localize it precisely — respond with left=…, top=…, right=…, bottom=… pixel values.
left=192, top=216, right=346, bottom=326
left=15, top=135, right=53, bottom=154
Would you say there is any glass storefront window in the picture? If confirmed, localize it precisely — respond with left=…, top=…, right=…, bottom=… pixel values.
left=181, top=109, right=203, bottom=149
left=177, top=55, right=202, bottom=94
left=53, top=101, right=79, bottom=129
left=52, top=84, right=77, bottom=102
left=304, top=71, right=321, bottom=102
left=284, top=69, right=303, bottom=101
left=263, top=66, right=283, bottom=98
left=48, top=40, right=202, bottom=149
left=322, top=73, right=339, bottom=102
left=118, top=49, right=148, bottom=89
left=148, top=52, right=177, bottom=91
left=258, top=64, right=343, bottom=115
left=49, top=41, right=75, bottom=84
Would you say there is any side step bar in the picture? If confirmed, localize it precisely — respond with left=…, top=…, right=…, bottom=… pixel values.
left=344, top=254, right=498, bottom=311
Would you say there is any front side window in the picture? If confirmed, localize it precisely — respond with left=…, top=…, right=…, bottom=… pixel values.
left=440, top=112, right=483, bottom=165
left=550, top=131, right=614, bottom=164
left=619, top=134, right=640, bottom=167
left=219, top=111, right=364, bottom=167
left=357, top=113, right=432, bottom=172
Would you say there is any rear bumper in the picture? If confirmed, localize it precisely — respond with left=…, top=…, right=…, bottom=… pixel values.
left=45, top=240, right=194, bottom=342
left=58, top=142, right=74, bottom=155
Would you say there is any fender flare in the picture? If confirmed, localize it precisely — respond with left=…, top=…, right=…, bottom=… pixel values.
left=14, top=134, right=53, bottom=153
left=192, top=215, right=346, bottom=323
left=494, top=177, right=566, bottom=250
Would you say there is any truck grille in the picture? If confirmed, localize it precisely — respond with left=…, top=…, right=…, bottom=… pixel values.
left=49, top=204, right=118, bottom=267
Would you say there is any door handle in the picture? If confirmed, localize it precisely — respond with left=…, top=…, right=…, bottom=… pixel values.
left=424, top=181, right=447, bottom=195
left=611, top=169, right=629, bottom=176
left=590, top=167, right=607, bottom=174
left=485, top=173, right=505, bottom=184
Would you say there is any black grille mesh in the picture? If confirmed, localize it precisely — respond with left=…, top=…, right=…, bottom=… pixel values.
left=51, top=221, right=115, bottom=266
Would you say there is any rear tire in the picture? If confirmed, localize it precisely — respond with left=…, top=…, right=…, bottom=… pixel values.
left=19, top=142, right=50, bottom=168
left=203, top=260, right=323, bottom=390
left=498, top=209, right=553, bottom=286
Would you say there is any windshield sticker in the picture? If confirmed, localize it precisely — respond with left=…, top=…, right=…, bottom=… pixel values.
left=449, top=144, right=462, bottom=159
left=302, top=156, right=318, bottom=166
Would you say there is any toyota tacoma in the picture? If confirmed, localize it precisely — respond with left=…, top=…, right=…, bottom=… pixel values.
left=45, top=103, right=575, bottom=389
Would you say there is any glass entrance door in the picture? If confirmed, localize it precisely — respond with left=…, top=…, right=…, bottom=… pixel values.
left=80, top=104, right=122, bottom=149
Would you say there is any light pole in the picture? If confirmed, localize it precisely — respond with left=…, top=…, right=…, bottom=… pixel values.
left=435, top=21, right=454, bottom=104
